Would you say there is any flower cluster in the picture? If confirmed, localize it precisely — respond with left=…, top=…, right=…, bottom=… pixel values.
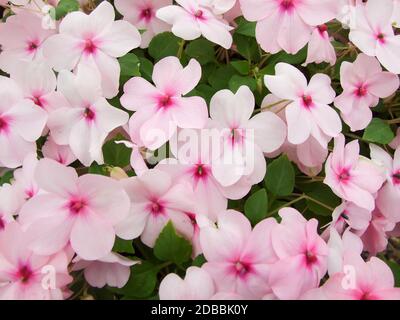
left=0, top=0, right=400, bottom=300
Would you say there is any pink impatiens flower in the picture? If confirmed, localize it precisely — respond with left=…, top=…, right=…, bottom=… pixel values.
left=324, top=134, right=385, bottom=211
left=200, top=210, right=278, bottom=299
left=0, top=76, right=47, bottom=169
left=120, top=56, right=208, bottom=150
left=42, top=136, right=77, bottom=166
left=209, top=86, right=287, bottom=188
left=42, top=1, right=141, bottom=98
left=0, top=222, right=72, bottom=300
left=156, top=0, right=233, bottom=49
left=269, top=208, right=328, bottom=300
left=114, top=0, right=171, bottom=48
left=370, top=144, right=400, bottom=223
left=349, top=0, right=400, bottom=74
left=0, top=184, right=19, bottom=231
left=19, top=158, right=131, bottom=260
left=47, top=64, right=129, bottom=166
left=72, top=253, right=138, bottom=288
left=264, top=63, right=341, bottom=147
left=0, top=12, right=55, bottom=73
left=159, top=266, right=216, bottom=300
left=116, top=169, right=197, bottom=247
left=335, top=54, right=399, bottom=131
left=239, top=0, right=339, bottom=54
left=303, top=24, right=336, bottom=66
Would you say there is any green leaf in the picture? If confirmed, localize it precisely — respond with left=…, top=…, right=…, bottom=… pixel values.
left=229, top=76, right=257, bottom=92
left=265, top=155, right=295, bottom=196
left=138, top=57, right=153, bottom=82
left=235, top=17, right=256, bottom=37
left=113, top=237, right=135, bottom=254
left=148, top=32, right=181, bottom=61
left=233, top=33, right=261, bottom=62
left=208, top=65, right=237, bottom=90
left=385, top=259, right=400, bottom=287
left=305, top=183, right=341, bottom=216
left=192, top=254, right=207, bottom=267
left=154, top=221, right=192, bottom=265
left=244, top=189, right=268, bottom=225
left=55, top=0, right=79, bottom=20
left=185, top=38, right=215, bottom=65
left=119, top=53, right=141, bottom=77
left=0, top=170, right=13, bottom=185
left=231, top=60, right=250, bottom=75
left=88, top=163, right=108, bottom=176
left=363, top=118, right=394, bottom=144
left=102, top=135, right=131, bottom=167
left=119, top=262, right=158, bottom=298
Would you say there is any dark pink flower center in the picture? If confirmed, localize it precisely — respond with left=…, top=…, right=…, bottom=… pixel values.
left=302, top=95, right=313, bottom=109
left=83, top=107, right=96, bottom=121
left=157, top=94, right=174, bottom=109
left=0, top=216, right=5, bottom=230
left=83, top=39, right=97, bottom=55
left=305, top=251, right=318, bottom=266
left=26, top=40, right=39, bottom=53
left=25, top=188, right=36, bottom=200
left=318, top=24, right=328, bottom=34
left=392, top=171, right=400, bottom=185
left=338, top=168, right=351, bottom=183
left=186, top=212, right=197, bottom=227
left=376, top=33, right=386, bottom=44
left=340, top=210, right=349, bottom=221
left=229, top=128, right=245, bottom=146
left=140, top=8, right=153, bottom=22
left=280, top=0, right=295, bottom=12
left=0, top=116, right=10, bottom=134
left=194, top=9, right=205, bottom=20
left=31, top=95, right=45, bottom=108
left=233, top=261, right=252, bottom=278
left=16, top=264, right=33, bottom=284
left=354, top=84, right=368, bottom=97
left=148, top=200, right=165, bottom=216
left=68, top=198, right=87, bottom=215
left=194, top=164, right=209, bottom=179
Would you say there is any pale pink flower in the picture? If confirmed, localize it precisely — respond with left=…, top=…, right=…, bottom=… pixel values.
left=357, top=209, right=394, bottom=255
left=204, top=0, right=237, bottom=15
left=223, top=0, right=242, bottom=22
left=370, top=144, right=400, bottom=223
left=269, top=208, right=328, bottom=300
left=0, top=76, right=47, bottom=169
left=0, top=222, right=72, bottom=300
left=349, top=0, right=400, bottom=74
left=19, top=158, right=131, bottom=260
left=72, top=253, right=138, bottom=288
left=390, top=128, right=400, bottom=150
left=239, top=0, right=339, bottom=54
left=261, top=94, right=329, bottom=174
left=335, top=54, right=399, bottom=131
left=47, top=64, right=129, bottom=166
left=114, top=0, right=171, bottom=48
left=0, top=184, right=19, bottom=231
left=264, top=63, right=341, bottom=147
left=209, top=86, right=287, bottom=188
left=314, top=254, right=400, bottom=300
left=200, top=210, right=278, bottom=299
left=159, top=266, right=216, bottom=300
left=43, top=1, right=141, bottom=98
left=115, top=169, right=197, bottom=247
left=303, top=25, right=336, bottom=66
left=120, top=56, right=208, bottom=150
left=10, top=61, right=69, bottom=114
left=324, top=134, right=385, bottom=211
left=156, top=0, right=233, bottom=49
left=42, top=136, right=77, bottom=166
left=0, top=12, right=55, bottom=73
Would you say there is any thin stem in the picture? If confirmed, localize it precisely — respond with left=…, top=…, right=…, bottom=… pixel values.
left=388, top=118, right=400, bottom=125
left=268, top=195, right=306, bottom=216
left=177, top=39, right=185, bottom=59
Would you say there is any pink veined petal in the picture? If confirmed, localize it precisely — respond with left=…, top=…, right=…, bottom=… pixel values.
left=184, top=267, right=215, bottom=299
left=88, top=1, right=116, bottom=33
left=152, top=56, right=183, bottom=92
left=368, top=257, right=395, bottom=290
left=277, top=10, right=312, bottom=55
left=70, top=210, right=115, bottom=260
left=0, top=133, right=36, bottom=169
left=255, top=10, right=283, bottom=54
left=140, top=211, right=169, bottom=247
left=239, top=0, right=278, bottom=21
left=309, top=103, right=342, bottom=138
left=349, top=27, right=377, bottom=57
left=91, top=51, right=121, bottom=99
left=342, top=181, right=376, bottom=211
left=175, top=58, right=202, bottom=95
left=170, top=96, right=208, bottom=130
left=139, top=109, right=176, bottom=150
left=367, top=71, right=400, bottom=98
left=364, top=0, right=394, bottom=30
left=47, top=108, right=83, bottom=145
left=376, top=36, right=400, bottom=74
left=296, top=0, right=339, bottom=26
left=42, top=34, right=82, bottom=71
left=307, top=73, right=336, bottom=104
left=156, top=4, right=189, bottom=24
left=98, top=20, right=141, bottom=57
left=93, top=98, right=129, bottom=132
left=296, top=136, right=328, bottom=168
left=340, top=104, right=373, bottom=131
left=334, top=91, right=357, bottom=115
left=114, top=206, right=148, bottom=240
left=121, top=77, right=159, bottom=112
left=34, top=158, right=78, bottom=196
left=285, top=102, right=312, bottom=145
left=198, top=18, right=233, bottom=49
left=159, top=273, right=188, bottom=300
left=370, top=144, right=393, bottom=172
